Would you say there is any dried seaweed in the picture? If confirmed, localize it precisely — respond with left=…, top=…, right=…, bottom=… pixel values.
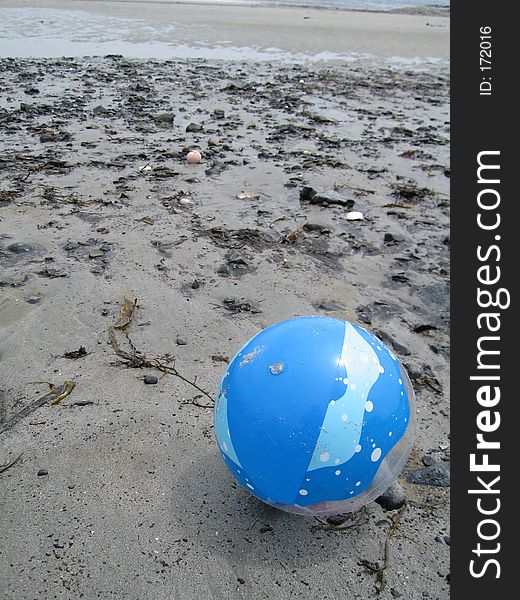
left=0, top=452, right=24, bottom=474
left=0, top=381, right=76, bottom=434
left=359, top=504, right=407, bottom=593
left=108, top=326, right=213, bottom=407
left=114, top=297, right=137, bottom=330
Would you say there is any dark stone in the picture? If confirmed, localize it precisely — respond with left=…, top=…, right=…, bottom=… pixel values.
left=227, top=250, right=248, bottom=265
left=7, top=242, right=40, bottom=254
left=144, top=375, right=158, bottom=385
left=313, top=301, right=346, bottom=312
left=407, top=462, right=450, bottom=487
left=300, top=186, right=354, bottom=207
left=259, top=525, right=273, bottom=533
left=326, top=514, right=348, bottom=526
left=176, top=338, right=187, bottom=346
left=237, top=578, right=245, bottom=585
left=416, top=282, right=450, bottom=315
left=26, top=296, right=41, bottom=305
left=154, top=112, right=175, bottom=125
left=186, top=122, right=203, bottom=133
left=93, top=105, right=110, bottom=116
left=374, top=330, right=411, bottom=356
left=37, top=469, right=48, bottom=476
left=374, top=481, right=406, bottom=510
left=384, top=233, right=405, bottom=244
left=422, top=455, right=436, bottom=467
left=191, top=280, right=200, bottom=289
left=303, top=223, right=331, bottom=234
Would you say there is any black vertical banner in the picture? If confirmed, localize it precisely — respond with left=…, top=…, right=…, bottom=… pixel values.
left=452, top=2, right=514, bottom=597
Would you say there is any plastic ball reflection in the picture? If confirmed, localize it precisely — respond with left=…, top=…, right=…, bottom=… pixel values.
left=214, top=317, right=415, bottom=516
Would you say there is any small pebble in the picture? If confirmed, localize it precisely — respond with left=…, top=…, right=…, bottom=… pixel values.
left=422, top=455, right=436, bottom=467
left=346, top=211, right=364, bottom=221
left=176, top=338, right=187, bottom=346
left=374, top=481, right=406, bottom=510
left=237, top=577, right=245, bottom=585
left=326, top=514, right=348, bottom=526
left=144, top=375, right=158, bottom=385
left=37, top=469, right=48, bottom=476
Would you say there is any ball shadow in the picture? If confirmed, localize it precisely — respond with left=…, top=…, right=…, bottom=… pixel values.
left=171, top=451, right=370, bottom=570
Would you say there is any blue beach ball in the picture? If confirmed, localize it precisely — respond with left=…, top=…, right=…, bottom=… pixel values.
left=214, top=317, right=415, bottom=516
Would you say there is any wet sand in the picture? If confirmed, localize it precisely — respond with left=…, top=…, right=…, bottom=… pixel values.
left=1, top=0, right=449, bottom=59
left=0, top=4, right=450, bottom=600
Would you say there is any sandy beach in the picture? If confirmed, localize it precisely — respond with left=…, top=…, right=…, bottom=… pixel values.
left=1, top=2, right=449, bottom=599
left=1, top=0, right=449, bottom=59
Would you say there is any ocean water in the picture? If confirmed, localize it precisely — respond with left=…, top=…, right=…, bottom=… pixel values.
left=79, top=0, right=450, bottom=10
left=183, top=0, right=450, bottom=9
left=0, top=1, right=449, bottom=61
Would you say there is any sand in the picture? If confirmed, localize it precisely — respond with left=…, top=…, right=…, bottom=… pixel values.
left=1, top=0, right=449, bottom=59
left=0, top=3, right=450, bottom=599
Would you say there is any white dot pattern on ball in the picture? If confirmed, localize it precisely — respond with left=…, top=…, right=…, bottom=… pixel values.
left=371, top=448, right=382, bottom=462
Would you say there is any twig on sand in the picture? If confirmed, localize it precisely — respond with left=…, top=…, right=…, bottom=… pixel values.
left=0, top=382, right=76, bottom=435
left=108, top=326, right=213, bottom=407
left=0, top=452, right=24, bottom=474
left=359, top=503, right=407, bottom=594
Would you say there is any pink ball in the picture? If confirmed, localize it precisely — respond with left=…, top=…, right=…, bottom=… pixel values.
left=186, top=150, right=202, bottom=164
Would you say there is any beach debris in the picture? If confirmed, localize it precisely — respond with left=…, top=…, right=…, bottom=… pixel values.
left=359, top=504, right=407, bottom=593
left=391, top=183, right=433, bottom=201
left=92, top=105, right=110, bottom=116
left=63, top=346, right=88, bottom=359
left=187, top=150, right=202, bottom=164
left=0, top=452, right=24, bottom=475
left=372, top=329, right=411, bottom=357
left=88, top=249, right=105, bottom=259
left=422, top=455, right=436, bottom=467
left=211, top=355, right=230, bottom=363
left=6, top=242, right=43, bottom=255
left=186, top=122, right=203, bottom=133
left=313, top=300, right=347, bottom=312
left=403, top=362, right=442, bottom=392
left=374, top=481, right=406, bottom=510
left=314, top=507, right=369, bottom=531
left=407, top=462, right=450, bottom=487
left=300, top=186, right=354, bottom=207
left=303, top=223, right=331, bottom=234
left=346, top=211, right=364, bottom=221
left=154, top=112, right=174, bottom=126
left=220, top=298, right=261, bottom=314
left=114, top=297, right=137, bottom=330
left=48, top=381, right=76, bottom=405
left=0, top=380, right=77, bottom=434
left=236, top=191, right=260, bottom=200
left=108, top=311, right=213, bottom=406
left=196, top=226, right=276, bottom=250
left=384, top=233, right=405, bottom=245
